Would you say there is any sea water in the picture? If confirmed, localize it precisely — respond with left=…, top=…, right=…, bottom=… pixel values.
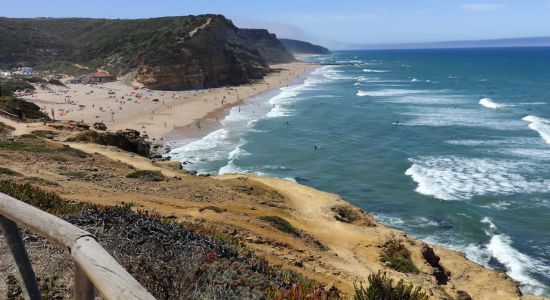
left=169, top=48, right=550, bottom=295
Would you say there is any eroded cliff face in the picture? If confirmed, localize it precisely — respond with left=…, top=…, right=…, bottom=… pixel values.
left=135, top=16, right=270, bottom=90
left=241, top=29, right=296, bottom=64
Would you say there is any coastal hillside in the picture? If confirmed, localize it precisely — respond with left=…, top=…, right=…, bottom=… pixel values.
left=0, top=15, right=284, bottom=89
left=279, top=38, right=331, bottom=54
left=0, top=119, right=544, bottom=299
left=242, top=29, right=296, bottom=64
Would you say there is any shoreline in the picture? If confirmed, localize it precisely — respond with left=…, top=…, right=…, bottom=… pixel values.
left=163, top=66, right=318, bottom=149
left=18, top=61, right=318, bottom=142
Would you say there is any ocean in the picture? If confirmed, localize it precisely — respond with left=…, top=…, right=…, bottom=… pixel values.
left=169, top=47, right=550, bottom=295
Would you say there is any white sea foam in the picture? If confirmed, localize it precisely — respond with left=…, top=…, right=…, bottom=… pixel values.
left=402, top=107, right=524, bottom=130
left=356, top=89, right=424, bottom=97
left=371, top=213, right=405, bottom=228
left=464, top=218, right=549, bottom=295
left=446, top=137, right=540, bottom=147
left=170, top=129, right=231, bottom=161
left=380, top=94, right=465, bottom=105
left=522, top=115, right=550, bottom=144
left=363, top=69, right=388, bottom=73
left=356, top=76, right=406, bottom=83
left=405, top=156, right=550, bottom=201
left=479, top=98, right=505, bottom=110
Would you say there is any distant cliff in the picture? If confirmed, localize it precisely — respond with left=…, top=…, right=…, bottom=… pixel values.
left=241, top=29, right=295, bottom=64
left=279, top=39, right=330, bottom=55
left=0, top=15, right=274, bottom=90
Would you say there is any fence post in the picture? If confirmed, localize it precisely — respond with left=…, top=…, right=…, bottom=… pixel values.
left=74, top=263, right=95, bottom=300
left=0, top=215, right=42, bottom=300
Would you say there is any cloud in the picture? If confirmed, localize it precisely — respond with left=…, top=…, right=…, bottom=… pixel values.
left=461, top=3, right=504, bottom=12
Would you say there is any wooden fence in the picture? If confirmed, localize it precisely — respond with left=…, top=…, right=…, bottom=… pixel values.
left=0, top=192, right=155, bottom=300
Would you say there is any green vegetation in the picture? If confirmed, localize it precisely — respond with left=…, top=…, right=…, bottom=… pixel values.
left=0, top=167, right=22, bottom=176
left=58, top=144, right=89, bottom=158
left=0, top=95, right=49, bottom=120
left=265, top=276, right=340, bottom=299
left=0, top=16, right=211, bottom=73
left=0, top=78, right=35, bottom=96
left=60, top=171, right=88, bottom=180
left=380, top=240, right=419, bottom=274
left=332, top=204, right=362, bottom=223
left=37, top=60, right=91, bottom=76
left=31, top=130, right=58, bottom=138
left=354, top=271, right=428, bottom=300
left=52, top=155, right=67, bottom=162
left=126, top=170, right=165, bottom=181
left=0, top=141, right=53, bottom=152
left=0, top=122, right=15, bottom=134
left=0, top=180, right=86, bottom=215
left=258, top=215, right=299, bottom=236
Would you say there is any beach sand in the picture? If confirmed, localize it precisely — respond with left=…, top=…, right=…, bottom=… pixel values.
left=18, top=62, right=317, bottom=141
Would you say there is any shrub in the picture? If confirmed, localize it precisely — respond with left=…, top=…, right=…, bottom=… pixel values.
left=0, top=180, right=86, bottom=215
left=0, top=167, right=22, bottom=176
left=258, top=215, right=299, bottom=236
left=0, top=122, right=15, bottom=134
left=58, top=144, right=89, bottom=158
left=354, top=271, right=427, bottom=300
left=380, top=240, right=419, bottom=274
left=31, top=130, right=58, bottom=138
left=0, top=96, right=49, bottom=120
left=332, top=205, right=362, bottom=223
left=126, top=170, right=165, bottom=181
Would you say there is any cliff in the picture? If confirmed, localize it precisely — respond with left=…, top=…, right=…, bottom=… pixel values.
left=0, top=15, right=274, bottom=90
left=241, top=29, right=296, bottom=64
left=279, top=38, right=331, bottom=55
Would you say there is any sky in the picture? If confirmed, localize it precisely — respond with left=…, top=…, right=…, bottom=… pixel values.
left=3, top=0, right=550, bottom=49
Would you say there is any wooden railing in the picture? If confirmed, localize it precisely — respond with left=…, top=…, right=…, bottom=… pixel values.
left=0, top=192, right=156, bottom=300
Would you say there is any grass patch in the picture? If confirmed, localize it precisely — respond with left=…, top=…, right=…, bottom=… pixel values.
left=0, top=180, right=85, bottom=215
left=52, top=155, right=67, bottom=162
left=126, top=170, right=165, bottom=181
left=380, top=239, right=419, bottom=274
left=258, top=215, right=299, bottom=236
left=60, top=171, right=88, bottom=180
left=31, top=130, right=58, bottom=138
left=0, top=96, right=49, bottom=120
left=0, top=141, right=53, bottom=152
left=0, top=167, right=22, bottom=176
left=58, top=144, right=89, bottom=158
left=354, top=271, right=427, bottom=300
left=0, top=122, right=15, bottom=134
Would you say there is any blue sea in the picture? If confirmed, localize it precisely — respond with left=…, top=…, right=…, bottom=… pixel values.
left=169, top=47, right=550, bottom=295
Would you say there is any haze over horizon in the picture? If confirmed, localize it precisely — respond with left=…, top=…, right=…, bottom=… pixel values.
left=3, top=0, right=550, bottom=49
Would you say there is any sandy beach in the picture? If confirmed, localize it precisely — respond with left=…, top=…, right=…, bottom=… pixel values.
left=17, top=62, right=317, bottom=142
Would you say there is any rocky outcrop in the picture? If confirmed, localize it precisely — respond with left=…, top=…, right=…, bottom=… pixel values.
left=279, top=38, right=330, bottom=55
left=135, top=16, right=270, bottom=90
left=421, top=243, right=449, bottom=285
left=67, top=129, right=150, bottom=157
left=241, top=29, right=295, bottom=64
